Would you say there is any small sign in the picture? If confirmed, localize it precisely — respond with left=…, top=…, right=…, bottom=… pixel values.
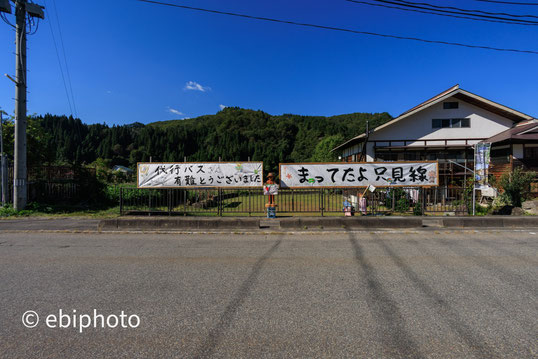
left=263, top=184, right=278, bottom=195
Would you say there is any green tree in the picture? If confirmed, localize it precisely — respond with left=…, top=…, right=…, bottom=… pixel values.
left=0, top=111, right=14, bottom=158
left=310, top=135, right=345, bottom=162
left=499, top=167, right=536, bottom=207
left=16, top=109, right=393, bottom=174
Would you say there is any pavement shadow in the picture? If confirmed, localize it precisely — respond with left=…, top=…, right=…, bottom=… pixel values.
left=371, top=234, right=499, bottom=359
left=472, top=237, right=538, bottom=267
left=408, top=238, right=537, bottom=332
left=346, top=230, right=425, bottom=359
left=436, top=236, right=537, bottom=297
left=194, top=238, right=282, bottom=358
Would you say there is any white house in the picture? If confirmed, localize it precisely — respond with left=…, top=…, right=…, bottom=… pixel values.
left=333, top=85, right=535, bottom=185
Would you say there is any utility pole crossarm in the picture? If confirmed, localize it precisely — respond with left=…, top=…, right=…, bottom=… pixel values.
left=0, top=0, right=11, bottom=14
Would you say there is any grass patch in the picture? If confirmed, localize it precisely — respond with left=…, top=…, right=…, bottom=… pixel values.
left=0, top=203, right=120, bottom=219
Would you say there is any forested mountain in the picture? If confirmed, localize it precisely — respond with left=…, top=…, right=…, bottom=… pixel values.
left=2, top=108, right=392, bottom=172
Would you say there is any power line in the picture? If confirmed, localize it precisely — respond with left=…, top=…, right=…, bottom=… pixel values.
left=43, top=2, right=73, bottom=117
left=135, top=0, right=538, bottom=55
left=362, top=0, right=538, bottom=24
left=345, top=0, right=538, bottom=25
left=27, top=15, right=40, bottom=35
left=1, top=12, right=15, bottom=28
left=474, top=0, right=538, bottom=5
left=51, top=0, right=77, bottom=118
left=388, top=0, right=538, bottom=19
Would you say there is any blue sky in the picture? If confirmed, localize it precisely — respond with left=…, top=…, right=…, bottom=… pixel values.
left=1, top=0, right=537, bottom=125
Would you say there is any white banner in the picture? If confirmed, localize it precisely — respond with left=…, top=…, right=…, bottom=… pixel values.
left=138, top=162, right=263, bottom=188
left=474, top=143, right=491, bottom=188
left=280, top=162, right=438, bottom=188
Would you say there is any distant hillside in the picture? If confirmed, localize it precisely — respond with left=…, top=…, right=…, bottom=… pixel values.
left=19, top=108, right=392, bottom=173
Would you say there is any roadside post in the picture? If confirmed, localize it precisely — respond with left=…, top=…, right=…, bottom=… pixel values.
left=0, top=110, right=7, bottom=206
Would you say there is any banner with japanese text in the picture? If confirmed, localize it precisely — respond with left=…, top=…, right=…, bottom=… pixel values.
left=279, top=162, right=438, bottom=188
left=137, top=162, right=263, bottom=188
left=474, top=143, right=491, bottom=188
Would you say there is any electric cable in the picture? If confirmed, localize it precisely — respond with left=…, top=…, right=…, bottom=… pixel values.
left=360, top=0, right=538, bottom=24
left=51, top=0, right=77, bottom=118
left=43, top=3, right=73, bottom=116
left=346, top=0, right=538, bottom=25
left=387, top=0, right=538, bottom=19
left=136, top=0, right=538, bottom=55
left=474, top=0, right=538, bottom=5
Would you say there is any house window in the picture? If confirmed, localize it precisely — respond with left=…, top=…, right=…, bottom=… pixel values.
left=491, top=147, right=510, bottom=158
left=524, top=147, right=538, bottom=159
left=451, top=118, right=462, bottom=128
left=432, top=118, right=470, bottom=128
left=376, top=152, right=398, bottom=161
left=404, top=151, right=423, bottom=161
left=443, top=102, right=459, bottom=109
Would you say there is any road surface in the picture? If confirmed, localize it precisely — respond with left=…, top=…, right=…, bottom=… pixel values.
left=0, top=230, right=536, bottom=358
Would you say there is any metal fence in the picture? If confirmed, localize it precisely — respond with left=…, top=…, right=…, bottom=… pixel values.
left=119, top=186, right=468, bottom=216
left=2, top=165, right=96, bottom=204
left=2, top=181, right=82, bottom=204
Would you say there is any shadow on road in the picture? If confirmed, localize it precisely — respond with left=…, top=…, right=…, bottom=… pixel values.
left=370, top=233, right=499, bottom=359
left=346, top=230, right=425, bottom=359
left=436, top=237, right=537, bottom=296
left=194, top=238, right=282, bottom=358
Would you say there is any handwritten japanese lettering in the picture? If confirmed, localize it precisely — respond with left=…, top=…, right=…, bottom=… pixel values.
left=138, top=162, right=263, bottom=188
left=280, top=163, right=438, bottom=188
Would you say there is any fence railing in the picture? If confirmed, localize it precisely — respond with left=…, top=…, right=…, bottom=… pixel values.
left=2, top=180, right=82, bottom=204
left=2, top=165, right=96, bottom=204
left=119, top=186, right=469, bottom=216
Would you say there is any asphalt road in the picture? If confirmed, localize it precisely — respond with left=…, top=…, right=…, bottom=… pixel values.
left=0, top=217, right=100, bottom=231
left=0, top=230, right=536, bottom=358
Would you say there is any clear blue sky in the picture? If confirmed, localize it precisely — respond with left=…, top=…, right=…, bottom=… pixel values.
left=1, top=0, right=537, bottom=125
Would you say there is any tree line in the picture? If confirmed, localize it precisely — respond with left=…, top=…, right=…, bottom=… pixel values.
left=0, top=107, right=392, bottom=174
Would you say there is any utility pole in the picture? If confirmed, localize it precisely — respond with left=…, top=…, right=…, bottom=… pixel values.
left=0, top=110, right=7, bottom=206
left=13, top=0, right=28, bottom=210
left=1, top=0, right=44, bottom=210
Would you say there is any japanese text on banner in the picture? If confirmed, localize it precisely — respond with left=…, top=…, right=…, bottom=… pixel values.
left=280, top=162, right=438, bottom=188
left=138, top=162, right=263, bottom=188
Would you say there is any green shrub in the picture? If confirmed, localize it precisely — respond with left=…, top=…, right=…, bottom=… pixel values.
left=474, top=204, right=490, bottom=216
left=0, top=202, right=53, bottom=217
left=0, top=205, right=17, bottom=217
left=413, top=201, right=423, bottom=216
left=499, top=167, right=536, bottom=207
left=382, top=188, right=411, bottom=213
left=395, top=197, right=410, bottom=213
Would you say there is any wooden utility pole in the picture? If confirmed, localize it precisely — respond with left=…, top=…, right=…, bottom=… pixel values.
left=0, top=110, right=7, bottom=205
left=2, top=0, right=44, bottom=210
left=13, top=0, right=28, bottom=210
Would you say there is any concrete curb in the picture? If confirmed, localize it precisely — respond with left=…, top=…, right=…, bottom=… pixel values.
left=98, top=217, right=261, bottom=231
left=98, top=216, right=538, bottom=231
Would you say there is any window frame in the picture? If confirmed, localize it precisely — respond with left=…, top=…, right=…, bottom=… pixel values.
left=432, top=118, right=471, bottom=129
left=443, top=102, right=459, bottom=109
